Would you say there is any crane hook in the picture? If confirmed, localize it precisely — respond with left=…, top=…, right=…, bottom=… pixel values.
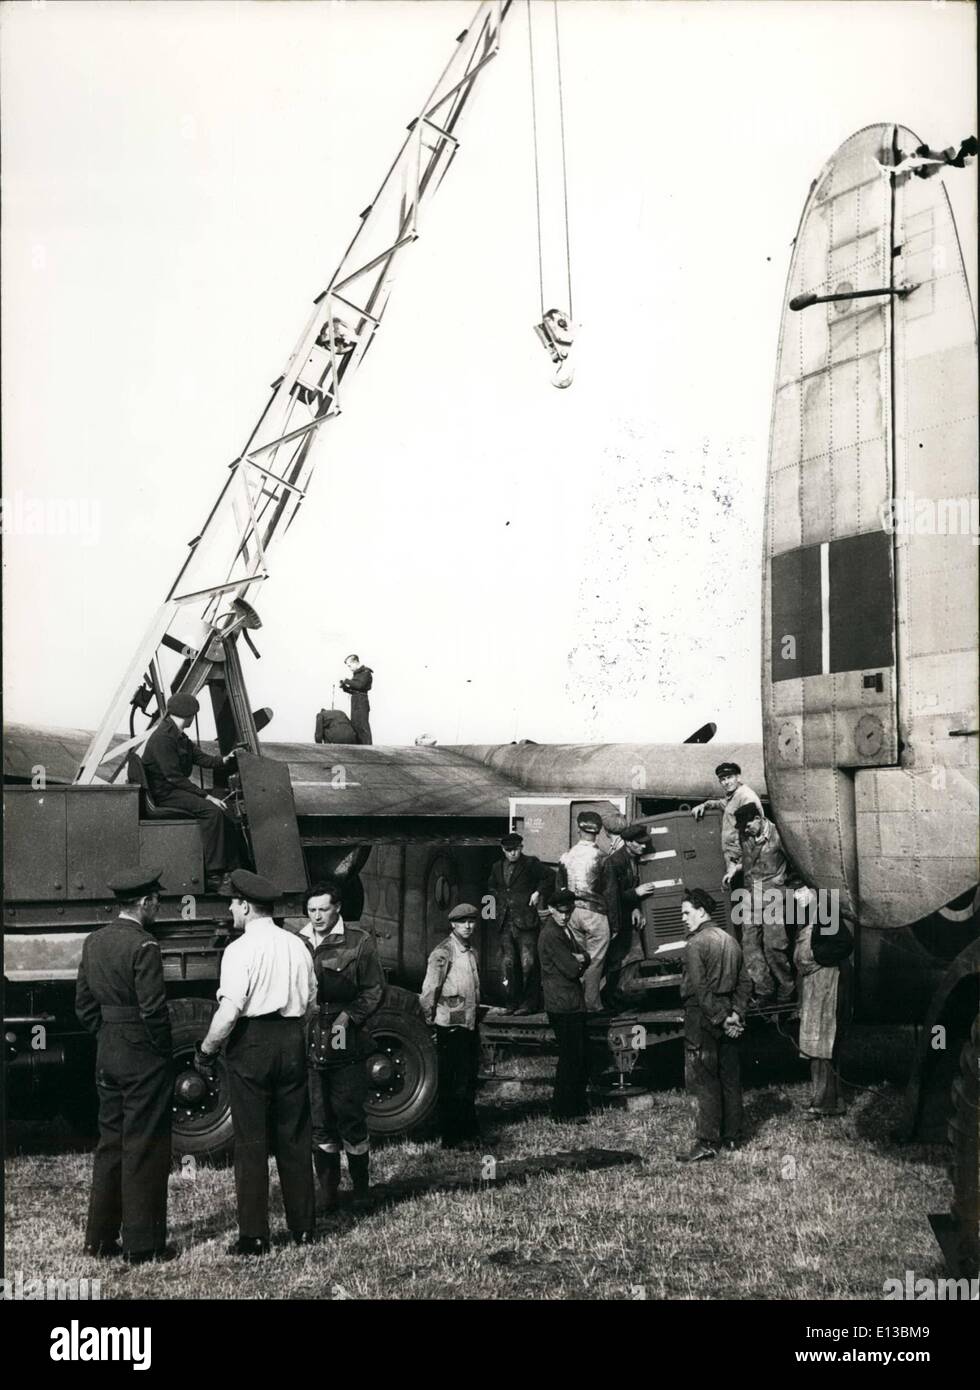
left=533, top=307, right=574, bottom=388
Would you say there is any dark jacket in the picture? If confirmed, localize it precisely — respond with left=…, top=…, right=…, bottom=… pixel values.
left=739, top=817, right=792, bottom=894
left=603, top=846, right=645, bottom=937
left=303, top=924, right=385, bottom=1065
left=75, top=918, right=173, bottom=1057
left=539, top=918, right=588, bottom=1013
left=680, top=922, right=752, bottom=1043
left=340, top=666, right=373, bottom=707
left=314, top=708, right=358, bottom=745
left=142, top=715, right=222, bottom=801
left=487, top=854, right=548, bottom=932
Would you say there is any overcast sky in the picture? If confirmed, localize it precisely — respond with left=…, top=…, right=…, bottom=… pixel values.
left=2, top=0, right=976, bottom=750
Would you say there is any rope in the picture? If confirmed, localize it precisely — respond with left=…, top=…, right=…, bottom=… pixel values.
left=526, top=0, right=545, bottom=318
left=552, top=0, right=573, bottom=320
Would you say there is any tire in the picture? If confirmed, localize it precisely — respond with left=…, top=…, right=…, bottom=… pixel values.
left=363, top=986, right=439, bottom=1139
left=168, top=997, right=235, bottom=1165
left=947, top=1014, right=980, bottom=1276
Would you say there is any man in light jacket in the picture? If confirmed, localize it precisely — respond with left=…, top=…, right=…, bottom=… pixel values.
left=420, top=903, right=482, bottom=1149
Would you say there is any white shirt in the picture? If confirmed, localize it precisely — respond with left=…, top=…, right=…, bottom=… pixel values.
left=218, top=916, right=316, bottom=1018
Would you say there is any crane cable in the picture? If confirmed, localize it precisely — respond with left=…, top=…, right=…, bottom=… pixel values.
left=526, top=0, right=574, bottom=324
left=526, top=0, right=545, bottom=320
left=553, top=0, right=574, bottom=323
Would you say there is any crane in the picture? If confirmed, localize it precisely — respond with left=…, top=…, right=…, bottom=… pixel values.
left=75, top=0, right=573, bottom=786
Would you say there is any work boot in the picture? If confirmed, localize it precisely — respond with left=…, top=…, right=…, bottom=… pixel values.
left=123, top=1245, right=180, bottom=1265
left=227, top=1236, right=269, bottom=1258
left=314, top=1149, right=342, bottom=1214
left=346, top=1152, right=373, bottom=1210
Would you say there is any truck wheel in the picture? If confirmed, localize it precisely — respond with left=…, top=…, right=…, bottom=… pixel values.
left=364, top=987, right=438, bottom=1139
left=168, top=997, right=235, bottom=1165
left=947, top=1014, right=980, bottom=1276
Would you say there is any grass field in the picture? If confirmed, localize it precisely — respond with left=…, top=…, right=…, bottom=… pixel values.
left=4, top=1025, right=952, bottom=1300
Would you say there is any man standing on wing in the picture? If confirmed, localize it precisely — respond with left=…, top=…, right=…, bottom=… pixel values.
left=340, top=654, right=374, bottom=745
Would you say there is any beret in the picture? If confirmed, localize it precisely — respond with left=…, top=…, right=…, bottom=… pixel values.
left=228, top=868, right=280, bottom=904
left=107, top=865, right=164, bottom=898
left=167, top=692, right=200, bottom=718
left=447, top=902, right=479, bottom=922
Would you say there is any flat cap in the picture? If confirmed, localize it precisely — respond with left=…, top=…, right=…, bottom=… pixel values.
left=167, top=692, right=200, bottom=719
left=550, top=888, right=576, bottom=910
left=228, top=868, right=280, bottom=904
left=500, top=833, right=524, bottom=849
left=733, top=803, right=762, bottom=829
left=448, top=902, right=479, bottom=922
left=576, top=810, right=603, bottom=831
left=107, top=865, right=163, bottom=898
left=621, top=823, right=649, bottom=844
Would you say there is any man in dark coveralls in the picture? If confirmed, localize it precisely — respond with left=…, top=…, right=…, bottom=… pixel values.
left=141, top=692, right=240, bottom=892
left=75, top=865, right=177, bottom=1265
left=340, top=654, right=374, bottom=744
left=486, top=832, right=549, bottom=1013
left=603, top=822, right=658, bottom=1003
left=300, top=881, right=385, bottom=1211
left=538, top=888, right=590, bottom=1122
left=195, top=870, right=317, bottom=1255
left=677, top=887, right=752, bottom=1163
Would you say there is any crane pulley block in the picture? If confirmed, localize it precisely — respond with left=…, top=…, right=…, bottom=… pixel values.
left=533, top=307, right=575, bottom=388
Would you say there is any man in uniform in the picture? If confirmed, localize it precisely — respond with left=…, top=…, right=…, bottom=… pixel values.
left=538, top=888, right=590, bottom=1123
left=556, top=810, right=611, bottom=1012
left=733, top=802, right=796, bottom=1004
left=300, top=881, right=385, bottom=1211
left=142, top=692, right=241, bottom=893
left=420, top=903, right=482, bottom=1149
left=691, top=761, right=764, bottom=889
left=75, top=865, right=176, bottom=1265
left=339, top=654, right=374, bottom=745
left=195, top=870, right=316, bottom=1255
left=677, top=887, right=752, bottom=1163
left=486, top=832, right=548, bottom=1014
left=603, top=822, right=658, bottom=1004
